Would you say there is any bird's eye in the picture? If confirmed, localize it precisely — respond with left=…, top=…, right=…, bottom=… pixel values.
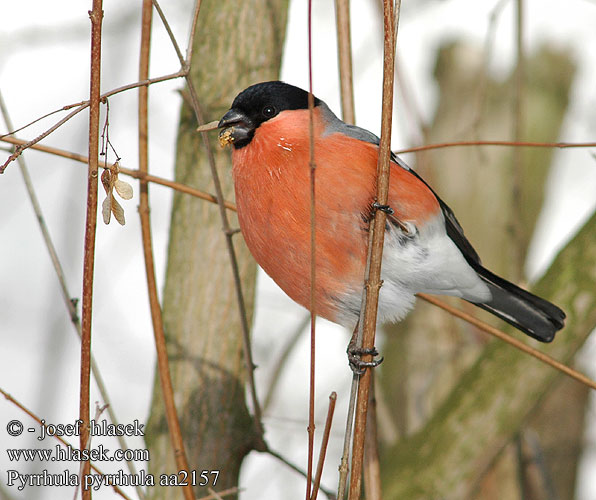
left=262, top=105, right=277, bottom=118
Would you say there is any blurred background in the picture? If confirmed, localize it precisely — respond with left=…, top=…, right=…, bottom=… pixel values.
left=1, top=0, right=596, bottom=498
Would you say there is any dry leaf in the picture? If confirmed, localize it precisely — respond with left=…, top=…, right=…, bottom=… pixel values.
left=114, top=179, right=133, bottom=200
left=111, top=197, right=125, bottom=225
left=100, top=163, right=133, bottom=225
left=102, top=195, right=112, bottom=224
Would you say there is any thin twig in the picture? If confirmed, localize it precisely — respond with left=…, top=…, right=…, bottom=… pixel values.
left=338, top=392, right=355, bottom=498
left=137, top=1, right=194, bottom=499
left=0, top=70, right=186, bottom=173
left=348, top=1, right=400, bottom=498
left=396, top=139, right=596, bottom=154
left=0, top=68, right=185, bottom=145
left=151, top=0, right=185, bottom=64
left=459, top=0, right=509, bottom=140
left=207, top=487, right=224, bottom=500
left=4, top=132, right=594, bottom=183
left=334, top=0, right=355, bottom=125
left=417, top=293, right=596, bottom=391
left=0, top=100, right=86, bottom=139
left=185, top=0, right=203, bottom=65
left=1, top=106, right=87, bottom=174
left=2, top=84, right=592, bottom=176
left=0, top=96, right=80, bottom=328
left=266, top=448, right=336, bottom=499
left=0, top=388, right=133, bottom=500
left=335, top=3, right=361, bottom=496
left=196, top=487, right=241, bottom=500
left=307, top=1, right=318, bottom=498
left=80, top=4, right=103, bottom=499
left=0, top=135, right=236, bottom=210
left=510, top=0, right=525, bottom=281
left=73, top=403, right=107, bottom=500
left=310, top=392, right=337, bottom=500
left=340, top=230, right=375, bottom=497
left=363, top=378, right=382, bottom=500
left=12, top=132, right=594, bottom=211
left=263, top=314, right=310, bottom=412
left=334, top=4, right=358, bottom=491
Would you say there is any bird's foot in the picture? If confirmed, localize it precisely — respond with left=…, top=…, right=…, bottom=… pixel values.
left=347, top=345, right=384, bottom=375
left=372, top=201, right=395, bottom=215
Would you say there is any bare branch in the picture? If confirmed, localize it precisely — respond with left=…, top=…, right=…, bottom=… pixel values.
left=79, top=5, right=104, bottom=499
left=348, top=2, right=401, bottom=499
left=0, top=69, right=186, bottom=173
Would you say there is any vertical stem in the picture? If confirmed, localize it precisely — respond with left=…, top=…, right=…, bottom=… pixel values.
left=310, top=392, right=337, bottom=500
left=511, top=0, right=525, bottom=281
left=81, top=1, right=103, bottom=498
left=306, top=1, right=317, bottom=498
left=348, top=0, right=400, bottom=498
left=334, top=0, right=355, bottom=125
left=363, top=378, right=382, bottom=500
left=137, top=1, right=194, bottom=499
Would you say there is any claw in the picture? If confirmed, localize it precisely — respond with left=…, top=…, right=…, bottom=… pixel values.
left=347, top=345, right=384, bottom=375
left=372, top=201, right=394, bottom=215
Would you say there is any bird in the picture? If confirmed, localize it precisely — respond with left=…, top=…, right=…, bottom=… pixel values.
left=216, top=80, right=565, bottom=351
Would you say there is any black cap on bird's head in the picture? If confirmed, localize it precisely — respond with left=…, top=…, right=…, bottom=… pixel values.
left=218, top=81, right=321, bottom=149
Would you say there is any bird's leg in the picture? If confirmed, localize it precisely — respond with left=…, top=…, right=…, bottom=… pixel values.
left=372, top=200, right=394, bottom=215
left=347, top=322, right=384, bottom=375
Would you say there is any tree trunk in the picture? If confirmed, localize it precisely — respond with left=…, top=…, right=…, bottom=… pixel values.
left=145, top=1, right=289, bottom=497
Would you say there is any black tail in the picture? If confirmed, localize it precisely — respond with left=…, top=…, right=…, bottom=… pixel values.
left=467, top=263, right=565, bottom=342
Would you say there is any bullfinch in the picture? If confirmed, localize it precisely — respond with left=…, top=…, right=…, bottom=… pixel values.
left=217, top=81, right=565, bottom=344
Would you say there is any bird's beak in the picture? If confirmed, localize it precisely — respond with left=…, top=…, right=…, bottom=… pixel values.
left=217, top=109, right=254, bottom=147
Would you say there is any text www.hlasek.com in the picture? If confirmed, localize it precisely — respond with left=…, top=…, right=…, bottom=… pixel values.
left=6, top=444, right=149, bottom=463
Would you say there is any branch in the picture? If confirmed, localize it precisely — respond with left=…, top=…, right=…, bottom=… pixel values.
left=0, top=135, right=237, bottom=210
left=0, top=69, right=186, bottom=173
left=310, top=392, right=338, bottom=500
left=307, top=1, right=317, bottom=497
left=137, top=1, right=194, bottom=500
left=334, top=0, right=355, bottom=125
left=80, top=3, right=104, bottom=499
left=396, top=139, right=596, bottom=155
left=348, top=1, right=400, bottom=498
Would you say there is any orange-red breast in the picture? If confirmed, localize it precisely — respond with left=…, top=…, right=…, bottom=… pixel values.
left=217, top=81, right=565, bottom=342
